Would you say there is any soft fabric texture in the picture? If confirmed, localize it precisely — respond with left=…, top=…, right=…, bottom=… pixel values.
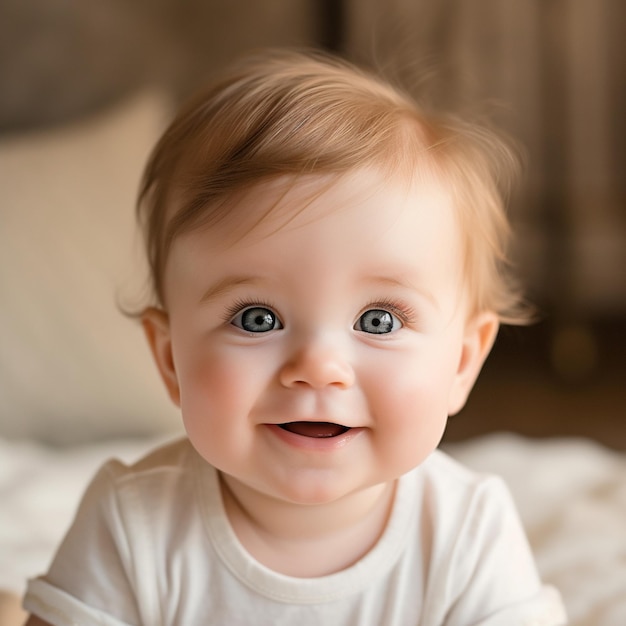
left=0, top=92, right=180, bottom=443
left=447, top=434, right=626, bottom=625
left=24, top=438, right=565, bottom=625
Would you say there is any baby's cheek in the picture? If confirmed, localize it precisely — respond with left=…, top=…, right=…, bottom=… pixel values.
left=370, top=371, right=451, bottom=465
left=178, top=358, right=241, bottom=458
left=180, top=355, right=241, bottom=415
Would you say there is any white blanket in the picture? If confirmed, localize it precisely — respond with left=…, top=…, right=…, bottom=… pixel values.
left=446, top=434, right=626, bottom=626
left=2, top=433, right=625, bottom=625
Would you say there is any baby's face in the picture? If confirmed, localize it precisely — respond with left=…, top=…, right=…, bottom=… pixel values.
left=147, top=168, right=494, bottom=506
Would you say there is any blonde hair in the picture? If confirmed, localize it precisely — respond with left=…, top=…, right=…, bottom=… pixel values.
left=137, top=49, right=530, bottom=324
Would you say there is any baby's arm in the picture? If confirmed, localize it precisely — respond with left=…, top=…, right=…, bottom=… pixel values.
left=442, top=476, right=567, bottom=625
left=23, top=461, right=142, bottom=625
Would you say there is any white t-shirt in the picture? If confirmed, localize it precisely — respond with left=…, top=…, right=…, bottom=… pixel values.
left=24, top=438, right=566, bottom=625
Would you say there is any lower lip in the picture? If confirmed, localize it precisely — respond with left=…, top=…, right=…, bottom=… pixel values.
left=264, top=424, right=365, bottom=452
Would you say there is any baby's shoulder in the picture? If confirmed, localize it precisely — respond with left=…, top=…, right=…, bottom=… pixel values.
left=89, top=437, right=204, bottom=503
left=125, top=436, right=196, bottom=473
left=416, top=449, right=514, bottom=513
left=80, top=438, right=214, bottom=541
left=422, top=448, right=487, bottom=482
left=99, top=436, right=193, bottom=476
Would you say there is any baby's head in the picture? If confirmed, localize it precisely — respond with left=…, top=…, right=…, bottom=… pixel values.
left=137, top=49, right=527, bottom=325
left=137, top=51, right=533, bottom=504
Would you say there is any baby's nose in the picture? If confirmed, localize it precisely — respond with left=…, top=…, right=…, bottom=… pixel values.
left=278, top=336, right=355, bottom=389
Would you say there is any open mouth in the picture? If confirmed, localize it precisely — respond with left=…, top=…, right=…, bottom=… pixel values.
left=278, top=421, right=350, bottom=439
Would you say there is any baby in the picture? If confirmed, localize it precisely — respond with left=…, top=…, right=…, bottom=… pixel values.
left=24, top=50, right=567, bottom=625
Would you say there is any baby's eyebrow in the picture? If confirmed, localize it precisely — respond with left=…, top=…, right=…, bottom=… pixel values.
left=365, top=275, right=439, bottom=309
left=199, top=275, right=263, bottom=304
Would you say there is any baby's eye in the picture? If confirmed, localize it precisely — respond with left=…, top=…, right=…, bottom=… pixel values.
left=355, top=309, right=401, bottom=334
left=231, top=306, right=283, bottom=333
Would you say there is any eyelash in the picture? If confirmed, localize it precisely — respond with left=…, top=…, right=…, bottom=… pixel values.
left=222, top=297, right=417, bottom=326
left=360, top=298, right=417, bottom=326
left=222, top=298, right=280, bottom=324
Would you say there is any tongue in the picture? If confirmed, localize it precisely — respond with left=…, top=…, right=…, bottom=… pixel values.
left=280, top=422, right=349, bottom=438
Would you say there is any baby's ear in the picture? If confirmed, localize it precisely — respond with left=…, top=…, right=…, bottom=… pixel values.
left=141, top=308, right=181, bottom=407
left=447, top=311, right=499, bottom=416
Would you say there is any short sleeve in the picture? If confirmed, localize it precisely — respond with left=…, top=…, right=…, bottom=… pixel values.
left=23, top=462, right=142, bottom=626
left=443, top=477, right=567, bottom=626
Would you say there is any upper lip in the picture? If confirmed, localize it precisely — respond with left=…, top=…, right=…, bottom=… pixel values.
left=267, top=418, right=356, bottom=428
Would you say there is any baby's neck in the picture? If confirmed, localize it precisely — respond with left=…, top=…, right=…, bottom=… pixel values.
left=219, top=474, right=396, bottom=578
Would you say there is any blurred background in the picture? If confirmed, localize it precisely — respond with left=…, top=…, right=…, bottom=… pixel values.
left=1, top=0, right=624, bottom=448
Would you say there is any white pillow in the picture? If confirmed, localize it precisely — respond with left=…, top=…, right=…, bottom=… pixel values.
left=0, top=93, right=182, bottom=443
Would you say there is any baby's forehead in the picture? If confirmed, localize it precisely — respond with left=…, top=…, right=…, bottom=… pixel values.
left=170, top=172, right=463, bottom=282
left=188, top=165, right=456, bottom=243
